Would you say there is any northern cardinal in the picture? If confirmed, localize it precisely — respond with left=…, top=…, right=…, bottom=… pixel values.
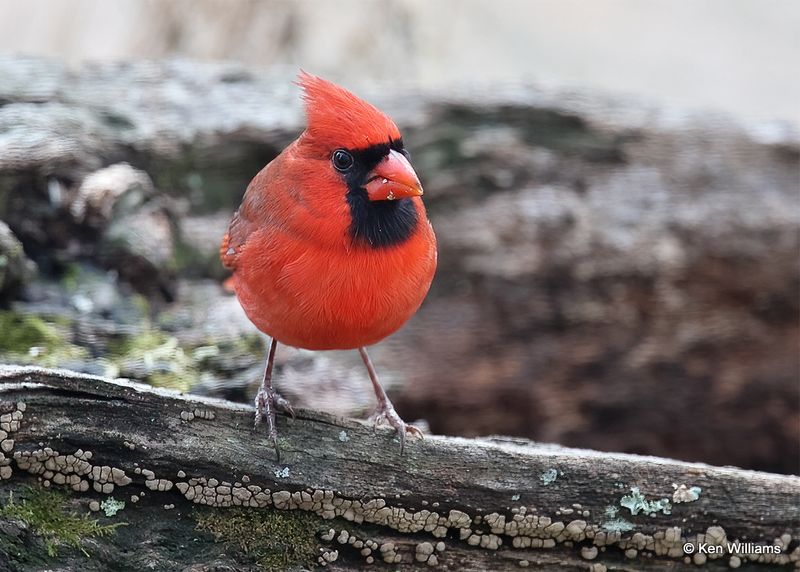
left=220, top=72, right=437, bottom=454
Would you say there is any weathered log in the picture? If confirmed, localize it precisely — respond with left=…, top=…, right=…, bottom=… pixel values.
left=0, top=365, right=797, bottom=571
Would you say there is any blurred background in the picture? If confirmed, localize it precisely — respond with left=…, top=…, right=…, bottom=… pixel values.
left=0, top=0, right=797, bottom=474
left=1, top=0, right=799, bottom=124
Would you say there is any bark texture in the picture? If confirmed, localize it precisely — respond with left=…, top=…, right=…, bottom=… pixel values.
left=0, top=366, right=798, bottom=571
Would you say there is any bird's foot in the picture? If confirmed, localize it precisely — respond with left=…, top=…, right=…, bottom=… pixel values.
left=254, top=387, right=295, bottom=460
left=274, top=392, right=296, bottom=419
left=369, top=399, right=423, bottom=454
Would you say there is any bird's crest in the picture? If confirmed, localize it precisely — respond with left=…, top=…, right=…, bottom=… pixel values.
left=298, top=71, right=401, bottom=151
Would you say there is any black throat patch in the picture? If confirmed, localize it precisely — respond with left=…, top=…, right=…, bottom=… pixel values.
left=341, top=140, right=419, bottom=248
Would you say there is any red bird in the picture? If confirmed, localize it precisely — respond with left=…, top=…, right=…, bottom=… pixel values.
left=220, top=72, right=437, bottom=453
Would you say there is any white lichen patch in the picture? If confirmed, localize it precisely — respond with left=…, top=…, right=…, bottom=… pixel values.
left=539, top=468, right=559, bottom=486
left=619, top=487, right=672, bottom=516
left=601, top=506, right=634, bottom=534
left=672, top=483, right=702, bottom=504
left=101, top=496, right=125, bottom=516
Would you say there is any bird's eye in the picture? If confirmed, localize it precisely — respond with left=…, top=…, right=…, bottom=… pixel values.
left=332, top=149, right=354, bottom=172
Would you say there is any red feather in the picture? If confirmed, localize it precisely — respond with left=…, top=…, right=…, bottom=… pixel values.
left=298, top=71, right=402, bottom=151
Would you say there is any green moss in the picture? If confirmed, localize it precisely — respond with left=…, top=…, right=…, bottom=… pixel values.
left=0, top=311, right=60, bottom=353
left=105, top=328, right=199, bottom=392
left=0, top=486, right=123, bottom=558
left=59, top=263, right=83, bottom=292
left=0, top=311, right=88, bottom=367
left=189, top=333, right=265, bottom=372
left=130, top=293, right=151, bottom=317
left=147, top=371, right=196, bottom=392
left=213, top=333, right=266, bottom=362
left=194, top=507, right=322, bottom=571
left=236, top=333, right=265, bottom=355
left=105, top=328, right=170, bottom=358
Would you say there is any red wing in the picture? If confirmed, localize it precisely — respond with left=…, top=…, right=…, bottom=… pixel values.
left=220, top=213, right=241, bottom=271
left=220, top=163, right=272, bottom=272
left=220, top=208, right=259, bottom=272
left=220, top=147, right=295, bottom=273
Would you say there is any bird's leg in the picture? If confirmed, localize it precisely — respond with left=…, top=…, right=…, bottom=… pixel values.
left=254, top=339, right=295, bottom=456
left=358, top=346, right=422, bottom=453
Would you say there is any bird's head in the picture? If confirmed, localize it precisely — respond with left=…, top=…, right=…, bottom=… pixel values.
left=297, top=71, right=423, bottom=204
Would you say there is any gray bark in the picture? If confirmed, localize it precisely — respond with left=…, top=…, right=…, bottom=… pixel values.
left=0, top=365, right=798, bottom=571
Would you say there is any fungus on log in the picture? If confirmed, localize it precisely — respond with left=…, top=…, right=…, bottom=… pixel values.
left=0, top=365, right=797, bottom=571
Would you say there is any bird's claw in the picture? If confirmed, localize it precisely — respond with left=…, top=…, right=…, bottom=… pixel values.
left=254, top=387, right=294, bottom=461
left=275, top=394, right=296, bottom=420
left=369, top=401, right=423, bottom=454
left=254, top=388, right=295, bottom=424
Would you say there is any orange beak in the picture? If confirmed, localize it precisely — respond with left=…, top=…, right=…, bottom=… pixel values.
left=364, top=149, right=423, bottom=201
